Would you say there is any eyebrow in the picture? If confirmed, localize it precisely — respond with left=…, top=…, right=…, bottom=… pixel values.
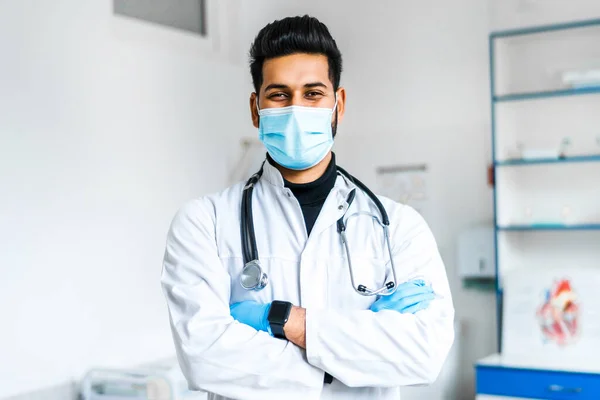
left=264, top=83, right=289, bottom=92
left=264, top=82, right=329, bottom=92
left=304, top=82, right=328, bottom=89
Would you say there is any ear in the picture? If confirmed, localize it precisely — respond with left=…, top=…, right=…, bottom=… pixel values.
left=250, top=93, right=259, bottom=129
left=335, top=87, right=346, bottom=125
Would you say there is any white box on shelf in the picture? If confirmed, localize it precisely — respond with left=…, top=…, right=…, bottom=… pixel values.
left=562, top=68, right=600, bottom=88
left=457, top=225, right=496, bottom=279
left=521, top=149, right=559, bottom=159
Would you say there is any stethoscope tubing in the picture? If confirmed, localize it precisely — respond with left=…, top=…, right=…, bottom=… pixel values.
left=240, top=162, right=397, bottom=296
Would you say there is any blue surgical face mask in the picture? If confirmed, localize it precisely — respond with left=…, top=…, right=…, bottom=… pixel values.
left=257, top=98, right=337, bottom=170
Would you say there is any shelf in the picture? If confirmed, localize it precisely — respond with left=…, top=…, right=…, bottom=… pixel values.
left=495, top=154, right=600, bottom=166
left=490, top=18, right=600, bottom=39
left=494, top=86, right=600, bottom=102
left=497, top=224, right=600, bottom=231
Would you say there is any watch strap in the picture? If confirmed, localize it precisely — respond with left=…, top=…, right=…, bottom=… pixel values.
left=268, top=301, right=292, bottom=339
left=270, top=321, right=286, bottom=339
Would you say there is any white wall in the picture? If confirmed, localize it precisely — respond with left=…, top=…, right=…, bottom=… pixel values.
left=4, top=1, right=599, bottom=399
left=0, top=1, right=251, bottom=397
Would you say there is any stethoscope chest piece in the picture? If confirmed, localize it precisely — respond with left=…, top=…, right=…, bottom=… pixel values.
left=240, top=260, right=268, bottom=291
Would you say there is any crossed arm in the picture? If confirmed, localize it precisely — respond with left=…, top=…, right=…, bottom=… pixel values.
left=231, top=279, right=436, bottom=349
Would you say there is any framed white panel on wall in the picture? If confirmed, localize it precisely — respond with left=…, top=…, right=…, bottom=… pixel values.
left=114, top=0, right=210, bottom=37
left=111, top=0, right=242, bottom=64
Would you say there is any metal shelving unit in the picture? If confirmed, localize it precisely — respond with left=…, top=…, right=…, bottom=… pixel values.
left=477, top=17, right=600, bottom=399
left=489, top=17, right=600, bottom=353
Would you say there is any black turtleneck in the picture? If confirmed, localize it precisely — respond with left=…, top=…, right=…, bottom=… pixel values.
left=267, top=153, right=337, bottom=236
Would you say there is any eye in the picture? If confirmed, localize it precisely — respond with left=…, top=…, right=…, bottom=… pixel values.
left=306, top=91, right=324, bottom=98
left=268, top=92, right=288, bottom=100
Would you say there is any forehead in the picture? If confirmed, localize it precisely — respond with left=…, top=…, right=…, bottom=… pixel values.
left=261, top=53, right=331, bottom=89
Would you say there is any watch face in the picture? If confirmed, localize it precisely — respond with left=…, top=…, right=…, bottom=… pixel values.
left=269, top=301, right=291, bottom=322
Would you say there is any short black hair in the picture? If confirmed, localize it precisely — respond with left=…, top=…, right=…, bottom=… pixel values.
left=249, top=15, right=343, bottom=94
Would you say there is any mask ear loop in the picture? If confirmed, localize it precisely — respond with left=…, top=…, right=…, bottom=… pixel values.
left=255, top=95, right=261, bottom=114
left=332, top=94, right=339, bottom=133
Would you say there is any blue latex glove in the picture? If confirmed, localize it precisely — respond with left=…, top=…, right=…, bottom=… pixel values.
left=230, top=301, right=272, bottom=333
left=370, top=279, right=435, bottom=313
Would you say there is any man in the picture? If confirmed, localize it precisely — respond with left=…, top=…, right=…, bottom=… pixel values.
left=161, top=15, right=454, bottom=400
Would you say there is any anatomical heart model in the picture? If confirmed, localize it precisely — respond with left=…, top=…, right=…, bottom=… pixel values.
left=536, top=279, right=580, bottom=346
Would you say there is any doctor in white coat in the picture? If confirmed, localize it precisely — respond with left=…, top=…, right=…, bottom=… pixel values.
left=161, top=15, right=454, bottom=400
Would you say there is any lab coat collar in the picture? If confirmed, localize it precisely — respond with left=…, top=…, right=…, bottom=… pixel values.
left=260, top=157, right=358, bottom=242
left=261, top=158, right=286, bottom=188
left=308, top=174, right=357, bottom=243
left=333, top=173, right=357, bottom=205
left=260, top=157, right=357, bottom=200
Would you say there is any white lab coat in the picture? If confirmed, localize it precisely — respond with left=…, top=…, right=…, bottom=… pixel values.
left=161, top=160, right=455, bottom=400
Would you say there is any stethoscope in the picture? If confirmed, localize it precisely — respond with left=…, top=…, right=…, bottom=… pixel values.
left=240, top=163, right=399, bottom=297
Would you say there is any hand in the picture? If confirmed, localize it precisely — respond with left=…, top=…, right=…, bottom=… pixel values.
left=230, top=301, right=271, bottom=333
left=370, top=279, right=434, bottom=314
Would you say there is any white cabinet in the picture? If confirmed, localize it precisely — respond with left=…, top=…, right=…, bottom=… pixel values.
left=457, top=226, right=496, bottom=279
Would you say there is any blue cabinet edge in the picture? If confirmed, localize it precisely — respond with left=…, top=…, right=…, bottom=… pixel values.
left=476, top=364, right=600, bottom=399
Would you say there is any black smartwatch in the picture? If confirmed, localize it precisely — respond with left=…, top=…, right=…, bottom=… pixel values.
left=268, top=300, right=292, bottom=339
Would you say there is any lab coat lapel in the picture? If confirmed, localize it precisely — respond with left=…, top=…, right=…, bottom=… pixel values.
left=307, top=176, right=356, bottom=243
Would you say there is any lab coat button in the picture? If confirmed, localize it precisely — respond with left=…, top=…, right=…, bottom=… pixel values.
left=338, top=205, right=344, bottom=210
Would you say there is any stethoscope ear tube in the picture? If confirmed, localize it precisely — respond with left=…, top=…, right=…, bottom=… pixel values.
left=241, top=165, right=264, bottom=264
left=240, top=185, right=250, bottom=264
left=246, top=184, right=258, bottom=262
left=337, top=166, right=390, bottom=226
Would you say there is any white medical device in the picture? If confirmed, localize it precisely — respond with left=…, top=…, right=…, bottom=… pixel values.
left=81, top=369, right=174, bottom=400
left=81, top=362, right=205, bottom=400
